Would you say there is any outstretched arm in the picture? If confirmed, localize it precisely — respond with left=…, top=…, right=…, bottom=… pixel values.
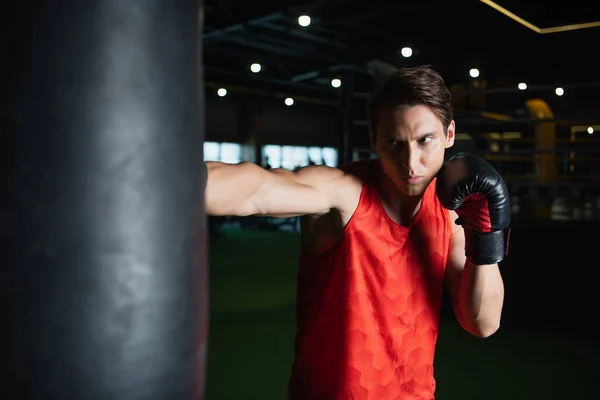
left=205, top=161, right=360, bottom=217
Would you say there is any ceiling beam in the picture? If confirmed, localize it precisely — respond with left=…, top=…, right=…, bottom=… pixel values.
left=480, top=0, right=600, bottom=34
left=203, top=12, right=284, bottom=42
left=204, top=66, right=337, bottom=95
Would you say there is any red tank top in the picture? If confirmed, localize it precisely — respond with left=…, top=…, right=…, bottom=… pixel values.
left=289, top=160, right=453, bottom=400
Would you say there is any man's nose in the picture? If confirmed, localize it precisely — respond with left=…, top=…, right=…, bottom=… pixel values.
left=399, top=143, right=418, bottom=171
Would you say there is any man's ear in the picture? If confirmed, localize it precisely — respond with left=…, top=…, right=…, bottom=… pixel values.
left=445, top=120, right=456, bottom=148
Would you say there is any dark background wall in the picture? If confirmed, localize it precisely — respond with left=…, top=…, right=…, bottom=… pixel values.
left=205, top=89, right=342, bottom=148
left=491, top=221, right=598, bottom=341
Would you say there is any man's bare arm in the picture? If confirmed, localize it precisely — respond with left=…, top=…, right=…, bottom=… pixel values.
left=205, top=161, right=360, bottom=217
left=445, top=210, right=505, bottom=338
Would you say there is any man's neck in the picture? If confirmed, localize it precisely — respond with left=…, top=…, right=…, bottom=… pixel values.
left=376, top=165, right=424, bottom=227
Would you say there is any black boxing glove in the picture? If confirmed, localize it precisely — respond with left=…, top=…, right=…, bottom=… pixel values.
left=436, top=153, right=511, bottom=265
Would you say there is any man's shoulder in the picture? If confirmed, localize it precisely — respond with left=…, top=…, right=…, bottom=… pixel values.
left=339, top=159, right=377, bottom=182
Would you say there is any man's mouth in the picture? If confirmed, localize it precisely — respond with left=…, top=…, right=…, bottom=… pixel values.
left=401, top=176, right=424, bottom=185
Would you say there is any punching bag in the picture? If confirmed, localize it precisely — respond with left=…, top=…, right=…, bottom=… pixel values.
left=5, top=1, right=207, bottom=399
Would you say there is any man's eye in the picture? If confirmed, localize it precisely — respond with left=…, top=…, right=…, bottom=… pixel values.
left=419, top=136, right=433, bottom=144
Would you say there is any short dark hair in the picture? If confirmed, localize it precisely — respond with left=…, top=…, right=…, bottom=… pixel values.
left=366, top=65, right=453, bottom=135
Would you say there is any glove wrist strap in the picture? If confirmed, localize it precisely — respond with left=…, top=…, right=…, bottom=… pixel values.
left=464, top=227, right=511, bottom=265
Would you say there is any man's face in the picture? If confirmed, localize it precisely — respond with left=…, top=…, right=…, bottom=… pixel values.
left=370, top=104, right=455, bottom=197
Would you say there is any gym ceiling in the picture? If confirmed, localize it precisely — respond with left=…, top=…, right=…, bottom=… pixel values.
left=203, top=0, right=600, bottom=119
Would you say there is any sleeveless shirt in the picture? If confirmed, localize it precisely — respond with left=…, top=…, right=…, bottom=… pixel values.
left=289, top=159, right=453, bottom=400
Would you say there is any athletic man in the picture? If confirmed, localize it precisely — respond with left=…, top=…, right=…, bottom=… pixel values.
left=205, top=66, right=510, bottom=399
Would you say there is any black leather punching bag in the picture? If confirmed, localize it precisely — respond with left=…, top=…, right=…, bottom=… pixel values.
left=5, top=1, right=207, bottom=399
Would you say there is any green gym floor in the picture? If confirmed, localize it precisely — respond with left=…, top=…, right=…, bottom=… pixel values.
left=205, top=230, right=599, bottom=399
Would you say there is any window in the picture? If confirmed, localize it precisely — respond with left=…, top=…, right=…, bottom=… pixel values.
left=220, top=142, right=242, bottom=164
left=322, top=147, right=338, bottom=167
left=263, top=145, right=282, bottom=168
left=262, top=145, right=339, bottom=169
left=204, top=142, right=220, bottom=161
left=308, top=147, right=324, bottom=165
left=203, top=142, right=242, bottom=163
left=281, top=146, right=309, bottom=170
